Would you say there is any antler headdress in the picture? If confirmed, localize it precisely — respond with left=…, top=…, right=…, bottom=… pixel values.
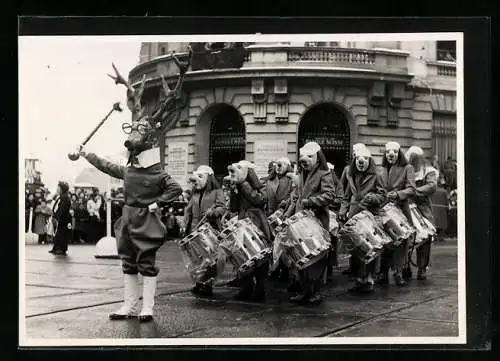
left=108, top=47, right=193, bottom=138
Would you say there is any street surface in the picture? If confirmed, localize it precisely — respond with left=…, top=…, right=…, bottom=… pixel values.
left=23, top=239, right=459, bottom=339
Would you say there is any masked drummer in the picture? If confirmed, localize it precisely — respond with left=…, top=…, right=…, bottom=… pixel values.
left=338, top=144, right=386, bottom=293
left=228, top=160, right=273, bottom=302
left=183, top=165, right=227, bottom=297
left=265, top=157, right=294, bottom=281
left=284, top=141, right=336, bottom=304
left=264, top=157, right=294, bottom=216
left=403, top=146, right=438, bottom=281
left=378, top=141, right=416, bottom=287
left=338, top=143, right=365, bottom=277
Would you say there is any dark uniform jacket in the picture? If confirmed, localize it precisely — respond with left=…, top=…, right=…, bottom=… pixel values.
left=413, top=166, right=438, bottom=223
left=184, top=188, right=226, bottom=234
left=340, top=160, right=387, bottom=219
left=285, top=163, right=336, bottom=230
left=85, top=153, right=182, bottom=242
left=230, top=181, right=273, bottom=243
left=264, top=173, right=294, bottom=216
left=378, top=155, right=416, bottom=223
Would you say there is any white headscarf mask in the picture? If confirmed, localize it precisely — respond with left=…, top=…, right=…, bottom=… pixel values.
left=385, top=141, right=401, bottom=165
left=355, top=144, right=372, bottom=172
left=299, top=142, right=321, bottom=171
left=189, top=165, right=214, bottom=190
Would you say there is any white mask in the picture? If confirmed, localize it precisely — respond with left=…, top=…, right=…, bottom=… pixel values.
left=356, top=156, right=370, bottom=172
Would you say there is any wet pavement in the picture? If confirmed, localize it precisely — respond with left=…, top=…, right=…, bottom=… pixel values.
left=23, top=238, right=459, bottom=339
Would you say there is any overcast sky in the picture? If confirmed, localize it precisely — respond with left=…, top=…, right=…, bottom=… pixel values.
left=19, top=37, right=141, bottom=192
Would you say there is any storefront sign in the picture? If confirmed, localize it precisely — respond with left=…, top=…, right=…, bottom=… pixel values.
left=303, top=136, right=347, bottom=148
left=167, top=142, right=189, bottom=188
left=253, top=140, right=288, bottom=178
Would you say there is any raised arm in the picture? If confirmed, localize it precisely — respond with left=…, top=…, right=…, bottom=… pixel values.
left=82, top=150, right=126, bottom=180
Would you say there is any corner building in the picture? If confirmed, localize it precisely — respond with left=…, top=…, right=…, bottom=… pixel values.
left=128, top=41, right=457, bottom=185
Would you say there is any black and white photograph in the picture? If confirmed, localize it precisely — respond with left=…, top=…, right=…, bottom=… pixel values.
left=19, top=32, right=465, bottom=346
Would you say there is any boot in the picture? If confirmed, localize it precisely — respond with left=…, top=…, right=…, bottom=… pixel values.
left=139, top=276, right=157, bottom=323
left=377, top=271, right=389, bottom=286
left=402, top=266, right=413, bottom=281
left=326, top=266, right=333, bottom=282
left=393, top=270, right=407, bottom=287
left=417, top=267, right=427, bottom=280
left=109, top=274, right=140, bottom=320
left=308, top=280, right=323, bottom=305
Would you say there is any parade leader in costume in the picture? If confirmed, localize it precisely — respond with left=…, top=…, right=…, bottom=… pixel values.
left=75, top=119, right=182, bottom=322
left=69, top=50, right=191, bottom=322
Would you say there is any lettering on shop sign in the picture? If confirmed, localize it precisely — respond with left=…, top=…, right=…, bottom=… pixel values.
left=304, top=137, right=347, bottom=148
left=253, top=140, right=288, bottom=178
left=167, top=142, right=189, bottom=188
left=212, top=135, right=246, bottom=147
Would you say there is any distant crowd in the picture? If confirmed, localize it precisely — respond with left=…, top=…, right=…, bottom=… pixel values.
left=25, top=186, right=126, bottom=244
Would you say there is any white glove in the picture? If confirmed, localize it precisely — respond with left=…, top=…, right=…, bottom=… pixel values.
left=78, top=144, right=86, bottom=157
left=148, top=202, right=159, bottom=213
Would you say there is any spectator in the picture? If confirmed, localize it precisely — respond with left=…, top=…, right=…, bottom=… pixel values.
left=447, top=188, right=457, bottom=238
left=25, top=193, right=37, bottom=232
left=86, top=193, right=102, bottom=243
left=33, top=199, right=53, bottom=244
left=73, top=196, right=89, bottom=243
left=49, top=181, right=72, bottom=256
left=431, top=176, right=449, bottom=242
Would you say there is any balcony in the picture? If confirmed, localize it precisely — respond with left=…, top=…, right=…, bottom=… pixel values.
left=423, top=60, right=457, bottom=91
left=128, top=45, right=412, bottom=88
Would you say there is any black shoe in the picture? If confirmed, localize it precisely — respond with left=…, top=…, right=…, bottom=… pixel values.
left=138, top=315, right=153, bottom=323
left=109, top=313, right=137, bottom=320
left=234, top=291, right=253, bottom=301
left=394, top=273, right=407, bottom=287
left=361, top=282, right=375, bottom=294
left=341, top=269, right=351, bottom=275
left=417, top=269, right=427, bottom=280
left=377, top=273, right=389, bottom=286
left=198, top=285, right=214, bottom=297
left=48, top=249, right=56, bottom=254
left=289, top=293, right=309, bottom=304
left=402, top=267, right=413, bottom=281
left=308, top=293, right=323, bottom=305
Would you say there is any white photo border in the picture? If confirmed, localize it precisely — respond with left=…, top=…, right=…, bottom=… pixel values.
left=18, top=31, right=465, bottom=346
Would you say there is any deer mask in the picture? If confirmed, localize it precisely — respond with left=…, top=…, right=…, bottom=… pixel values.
left=109, top=48, right=193, bottom=158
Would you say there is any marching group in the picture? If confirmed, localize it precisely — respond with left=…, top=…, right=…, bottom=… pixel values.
left=176, top=140, right=457, bottom=305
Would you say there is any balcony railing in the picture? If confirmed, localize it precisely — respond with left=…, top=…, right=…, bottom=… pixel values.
left=426, top=60, right=457, bottom=78
left=128, top=45, right=411, bottom=85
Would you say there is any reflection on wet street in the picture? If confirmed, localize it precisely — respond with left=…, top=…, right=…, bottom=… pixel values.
left=24, top=239, right=459, bottom=339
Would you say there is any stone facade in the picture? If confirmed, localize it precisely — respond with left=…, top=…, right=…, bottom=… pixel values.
left=129, top=42, right=457, bottom=183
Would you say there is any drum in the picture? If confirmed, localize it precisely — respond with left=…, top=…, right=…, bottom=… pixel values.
left=176, top=223, right=220, bottom=283
left=218, top=218, right=272, bottom=277
left=268, top=209, right=284, bottom=238
left=338, top=210, right=393, bottom=264
left=276, top=210, right=331, bottom=270
left=378, top=203, right=416, bottom=247
left=409, top=203, right=437, bottom=247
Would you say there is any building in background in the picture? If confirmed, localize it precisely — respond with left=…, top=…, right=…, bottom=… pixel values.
left=128, top=40, right=457, bottom=183
left=25, top=157, right=45, bottom=194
